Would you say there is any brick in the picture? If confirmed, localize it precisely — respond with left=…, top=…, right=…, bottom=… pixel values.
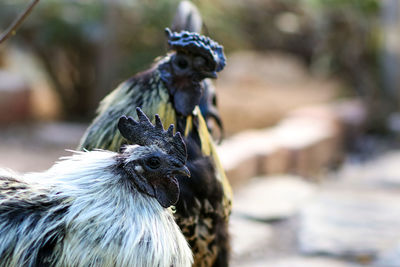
left=249, top=129, right=291, bottom=175
left=274, top=115, right=342, bottom=179
left=0, top=71, right=31, bottom=124
left=217, top=132, right=260, bottom=187
left=259, top=147, right=291, bottom=175
left=218, top=100, right=363, bottom=185
left=224, top=156, right=259, bottom=188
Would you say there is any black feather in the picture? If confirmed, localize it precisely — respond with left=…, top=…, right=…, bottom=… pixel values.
left=118, top=108, right=187, bottom=165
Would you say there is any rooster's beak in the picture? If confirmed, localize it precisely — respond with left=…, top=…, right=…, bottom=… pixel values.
left=172, top=166, right=191, bottom=178
left=202, top=71, right=218, bottom=79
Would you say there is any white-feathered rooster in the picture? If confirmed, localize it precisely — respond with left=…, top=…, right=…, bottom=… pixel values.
left=0, top=108, right=192, bottom=267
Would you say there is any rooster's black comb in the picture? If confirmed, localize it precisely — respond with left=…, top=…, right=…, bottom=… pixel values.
left=118, top=108, right=187, bottom=164
left=165, top=28, right=226, bottom=72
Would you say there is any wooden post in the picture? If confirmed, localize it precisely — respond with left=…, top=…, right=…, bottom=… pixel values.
left=381, top=0, right=400, bottom=109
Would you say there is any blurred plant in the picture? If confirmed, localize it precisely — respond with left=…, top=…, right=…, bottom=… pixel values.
left=0, top=0, right=388, bottom=129
left=214, top=0, right=383, bottom=130
left=305, top=0, right=379, bottom=14
left=0, top=0, right=183, bottom=120
left=304, top=0, right=386, bottom=131
left=1, top=1, right=103, bottom=119
left=205, top=0, right=312, bottom=58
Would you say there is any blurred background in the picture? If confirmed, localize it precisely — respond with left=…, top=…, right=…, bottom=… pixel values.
left=1, top=0, right=400, bottom=266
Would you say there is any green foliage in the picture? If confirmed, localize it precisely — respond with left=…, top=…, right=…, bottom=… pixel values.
left=0, top=1, right=185, bottom=119
left=0, top=0, right=385, bottom=122
left=304, top=0, right=379, bottom=14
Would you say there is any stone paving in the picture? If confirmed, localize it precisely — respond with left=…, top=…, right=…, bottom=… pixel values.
left=230, top=150, right=400, bottom=266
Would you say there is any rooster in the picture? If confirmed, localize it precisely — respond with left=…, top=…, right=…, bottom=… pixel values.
left=79, top=29, right=232, bottom=266
left=0, top=108, right=192, bottom=267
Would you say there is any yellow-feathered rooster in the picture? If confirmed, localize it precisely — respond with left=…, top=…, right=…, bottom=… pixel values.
left=79, top=29, right=232, bottom=267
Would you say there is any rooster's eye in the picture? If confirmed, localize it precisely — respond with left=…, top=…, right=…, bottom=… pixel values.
left=177, top=58, right=188, bottom=69
left=146, top=157, right=161, bottom=169
left=174, top=54, right=190, bottom=70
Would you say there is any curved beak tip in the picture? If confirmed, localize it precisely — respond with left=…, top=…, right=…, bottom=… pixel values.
left=183, top=166, right=191, bottom=178
left=201, top=71, right=218, bottom=79
left=175, top=166, right=191, bottom=178
left=208, top=71, right=218, bottom=79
